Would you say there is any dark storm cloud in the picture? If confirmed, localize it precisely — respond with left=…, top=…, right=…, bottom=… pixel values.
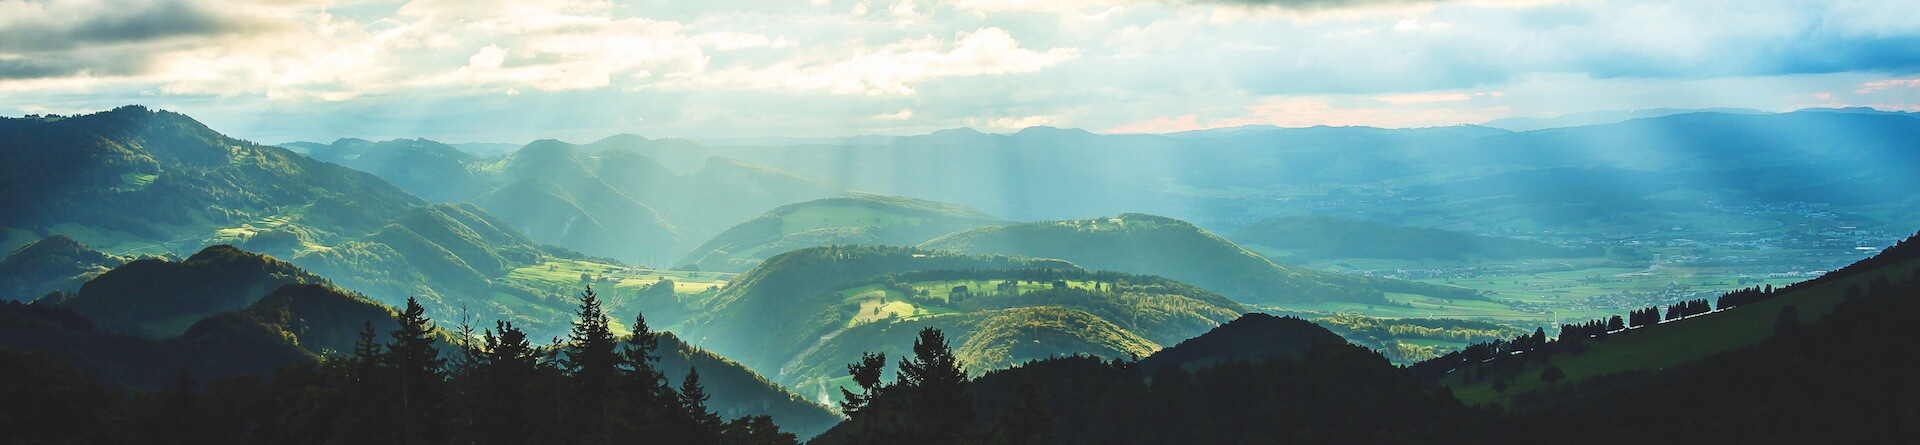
left=0, top=0, right=261, bottom=53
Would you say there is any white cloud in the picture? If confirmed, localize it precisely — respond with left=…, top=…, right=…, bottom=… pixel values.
left=2, top=0, right=1919, bottom=140
left=683, top=27, right=1077, bottom=95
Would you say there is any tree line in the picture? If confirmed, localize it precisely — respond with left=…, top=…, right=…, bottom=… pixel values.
left=1, top=285, right=800, bottom=445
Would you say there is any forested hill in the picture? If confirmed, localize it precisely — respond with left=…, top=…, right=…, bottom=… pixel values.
left=677, top=195, right=1006, bottom=272
left=0, top=234, right=129, bottom=302
left=920, top=214, right=1482, bottom=305
left=811, top=314, right=1475, bottom=444
left=0, top=106, right=423, bottom=254
left=1, top=243, right=841, bottom=439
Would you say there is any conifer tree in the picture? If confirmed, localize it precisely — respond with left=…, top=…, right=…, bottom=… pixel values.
left=564, top=285, right=618, bottom=430
left=389, top=297, right=447, bottom=444
left=895, top=327, right=972, bottom=444
left=682, top=367, right=724, bottom=442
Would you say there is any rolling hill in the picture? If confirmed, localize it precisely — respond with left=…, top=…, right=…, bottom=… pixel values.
left=920, top=214, right=1483, bottom=306
left=56, top=244, right=331, bottom=338
left=0, top=106, right=424, bottom=255
left=289, top=135, right=854, bottom=263
left=677, top=195, right=1006, bottom=272
left=1427, top=230, right=1920, bottom=407
left=771, top=267, right=1246, bottom=396
left=300, top=138, right=493, bottom=203
left=2, top=244, right=839, bottom=436
left=0, top=107, right=716, bottom=343
left=674, top=245, right=1075, bottom=375
left=0, top=235, right=130, bottom=303
left=670, top=244, right=1249, bottom=399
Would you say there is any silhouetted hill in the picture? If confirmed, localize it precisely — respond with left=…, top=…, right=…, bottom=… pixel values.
left=1134, top=313, right=1347, bottom=376
left=59, top=245, right=329, bottom=338
left=811, top=315, right=1474, bottom=444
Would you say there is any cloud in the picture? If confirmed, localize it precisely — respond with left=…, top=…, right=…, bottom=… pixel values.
left=683, top=27, right=1077, bottom=95
left=3, top=0, right=1920, bottom=141
left=1179, top=0, right=1446, bottom=10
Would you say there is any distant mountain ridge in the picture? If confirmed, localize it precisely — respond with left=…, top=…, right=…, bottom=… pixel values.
left=677, top=195, right=1006, bottom=272
left=920, top=214, right=1483, bottom=305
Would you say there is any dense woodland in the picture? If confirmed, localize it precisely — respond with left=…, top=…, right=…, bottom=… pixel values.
left=1, top=287, right=800, bottom=445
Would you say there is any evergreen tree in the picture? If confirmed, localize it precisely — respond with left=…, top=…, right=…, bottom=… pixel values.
left=681, top=367, right=724, bottom=442
left=1540, top=365, right=1565, bottom=387
left=389, top=297, right=447, bottom=444
left=564, top=285, right=618, bottom=432
left=996, top=380, right=1055, bottom=445
left=474, top=321, right=541, bottom=445
left=895, top=327, right=973, bottom=444
left=840, top=351, right=890, bottom=444
left=720, top=415, right=800, bottom=445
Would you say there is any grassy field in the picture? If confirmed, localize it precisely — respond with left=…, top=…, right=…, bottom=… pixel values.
left=833, top=279, right=1101, bottom=327
left=1442, top=257, right=1920, bottom=407
left=505, top=259, right=734, bottom=293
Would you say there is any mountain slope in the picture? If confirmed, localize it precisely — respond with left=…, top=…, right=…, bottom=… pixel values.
left=1134, top=313, right=1348, bottom=375
left=1428, top=230, right=1920, bottom=406
left=476, top=140, right=687, bottom=263
left=301, top=138, right=492, bottom=202
left=0, top=235, right=129, bottom=302
left=57, top=245, right=330, bottom=338
left=771, top=267, right=1245, bottom=394
left=811, top=311, right=1472, bottom=445
left=0, top=106, right=424, bottom=254
left=921, top=214, right=1482, bottom=305
left=675, top=245, right=1075, bottom=375
left=678, top=195, right=1006, bottom=272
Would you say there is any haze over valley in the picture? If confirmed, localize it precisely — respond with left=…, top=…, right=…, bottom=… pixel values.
left=4, top=0, right=1919, bottom=443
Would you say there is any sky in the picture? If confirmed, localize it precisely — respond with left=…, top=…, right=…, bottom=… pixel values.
left=2, top=0, right=1918, bottom=143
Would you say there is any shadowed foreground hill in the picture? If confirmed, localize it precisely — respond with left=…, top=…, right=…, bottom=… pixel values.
left=810, top=313, right=1476, bottom=444
left=56, top=244, right=330, bottom=338
left=0, top=234, right=129, bottom=303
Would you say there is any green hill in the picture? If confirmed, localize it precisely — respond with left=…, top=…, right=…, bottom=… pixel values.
left=4, top=248, right=836, bottom=436
left=675, top=245, right=1074, bottom=375
left=0, top=281, right=395, bottom=390
left=475, top=140, right=688, bottom=263
left=0, top=235, right=129, bottom=302
left=0, top=106, right=424, bottom=255
left=772, top=268, right=1245, bottom=396
left=301, top=138, right=492, bottom=203
left=1431, top=231, right=1920, bottom=407
left=655, top=333, right=842, bottom=439
left=1230, top=215, right=1601, bottom=264
left=58, top=245, right=330, bottom=338
left=677, top=195, right=1005, bottom=272
left=920, top=214, right=1482, bottom=306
